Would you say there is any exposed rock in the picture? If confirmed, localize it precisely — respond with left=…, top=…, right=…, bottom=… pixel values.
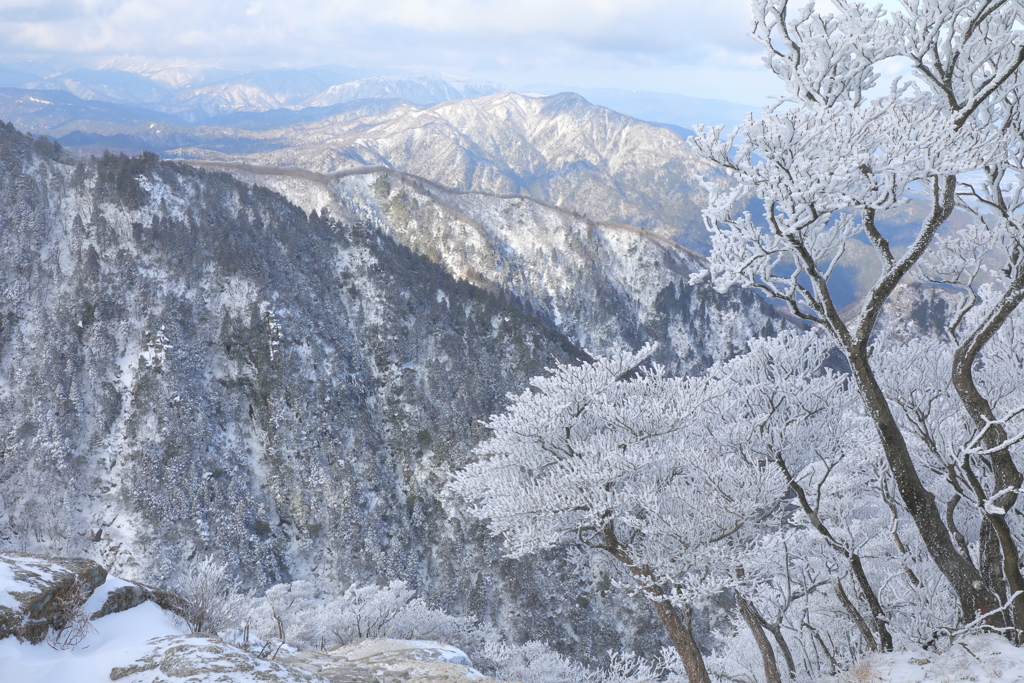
left=109, top=633, right=329, bottom=682
left=0, top=551, right=107, bottom=643
left=90, top=584, right=152, bottom=620
left=89, top=580, right=186, bottom=621
left=286, top=639, right=506, bottom=683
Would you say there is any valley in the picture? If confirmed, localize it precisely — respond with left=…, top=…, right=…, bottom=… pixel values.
left=4, top=7, right=1021, bottom=677
left=0, top=121, right=781, bottom=665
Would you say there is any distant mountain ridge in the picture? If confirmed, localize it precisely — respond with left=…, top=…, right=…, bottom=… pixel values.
left=1, top=66, right=505, bottom=122
left=0, top=86, right=726, bottom=251
left=523, top=85, right=758, bottom=129
left=193, top=91, right=722, bottom=251
left=0, top=64, right=755, bottom=130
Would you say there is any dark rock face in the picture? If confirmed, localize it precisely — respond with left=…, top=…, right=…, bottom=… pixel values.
left=90, top=584, right=151, bottom=620
left=89, top=582, right=186, bottom=621
left=0, top=551, right=107, bottom=643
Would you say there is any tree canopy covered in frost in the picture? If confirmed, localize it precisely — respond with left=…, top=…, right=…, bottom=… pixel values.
left=449, top=345, right=789, bottom=683
left=245, top=579, right=478, bottom=651
left=454, top=1, right=1024, bottom=681
left=691, top=0, right=1024, bottom=642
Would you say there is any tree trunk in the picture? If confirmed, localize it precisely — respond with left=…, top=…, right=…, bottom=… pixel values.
left=846, top=346, right=999, bottom=621
left=773, top=455, right=893, bottom=650
left=652, top=598, right=712, bottom=683
left=848, top=555, right=892, bottom=651
left=800, top=174, right=996, bottom=622
left=833, top=578, right=877, bottom=652
left=764, top=621, right=797, bottom=679
left=737, top=594, right=783, bottom=683
left=602, top=529, right=713, bottom=683
left=775, top=173, right=998, bottom=623
left=980, top=519, right=1008, bottom=607
left=950, top=272, right=1024, bottom=637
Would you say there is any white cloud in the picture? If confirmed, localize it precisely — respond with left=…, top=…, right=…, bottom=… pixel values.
left=0, top=0, right=781, bottom=101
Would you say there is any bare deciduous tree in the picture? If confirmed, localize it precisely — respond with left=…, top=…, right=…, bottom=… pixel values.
left=173, top=556, right=250, bottom=634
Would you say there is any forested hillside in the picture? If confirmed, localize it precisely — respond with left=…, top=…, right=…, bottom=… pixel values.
left=0, top=124, right=779, bottom=662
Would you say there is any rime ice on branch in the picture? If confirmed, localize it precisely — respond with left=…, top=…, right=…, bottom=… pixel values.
left=691, top=0, right=1024, bottom=640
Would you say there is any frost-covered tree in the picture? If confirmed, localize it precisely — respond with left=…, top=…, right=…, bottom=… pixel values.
left=173, top=557, right=251, bottom=634
left=691, top=0, right=1024, bottom=634
left=448, top=347, right=789, bottom=683
left=247, top=579, right=477, bottom=651
left=699, top=331, right=976, bottom=677
left=449, top=326, right=1001, bottom=680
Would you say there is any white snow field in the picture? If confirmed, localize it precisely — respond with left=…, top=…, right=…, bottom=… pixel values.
left=0, top=599, right=186, bottom=682
left=0, top=572, right=325, bottom=683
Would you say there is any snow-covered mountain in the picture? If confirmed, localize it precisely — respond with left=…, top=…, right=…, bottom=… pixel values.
left=208, top=161, right=776, bottom=371
left=301, top=74, right=504, bottom=109
left=0, top=126, right=780, bottom=662
left=220, top=92, right=718, bottom=250
left=168, top=72, right=502, bottom=120
left=0, top=88, right=725, bottom=251
left=522, top=85, right=757, bottom=129
left=4, top=67, right=503, bottom=121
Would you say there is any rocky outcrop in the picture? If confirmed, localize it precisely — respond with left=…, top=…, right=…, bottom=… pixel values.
left=108, top=634, right=499, bottom=683
left=286, top=639, right=503, bottom=683
left=0, top=551, right=107, bottom=643
left=89, top=580, right=186, bottom=621
left=110, top=633, right=330, bottom=683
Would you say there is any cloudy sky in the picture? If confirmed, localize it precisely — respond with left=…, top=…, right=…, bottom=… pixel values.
left=0, top=0, right=784, bottom=103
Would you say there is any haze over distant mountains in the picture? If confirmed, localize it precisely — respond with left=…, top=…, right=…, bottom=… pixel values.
left=0, top=64, right=756, bottom=129
left=0, top=62, right=927, bottom=306
left=0, top=64, right=757, bottom=254
left=0, top=65, right=506, bottom=121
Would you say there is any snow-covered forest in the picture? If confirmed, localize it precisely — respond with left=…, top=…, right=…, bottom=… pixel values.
left=4, top=1, right=1024, bottom=682
left=455, top=1, right=1024, bottom=681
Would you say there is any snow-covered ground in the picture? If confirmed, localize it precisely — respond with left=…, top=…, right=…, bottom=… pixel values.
left=0, top=600, right=186, bottom=682
left=0, top=568, right=325, bottom=683
left=0, top=567, right=487, bottom=683
left=826, top=634, right=1024, bottom=683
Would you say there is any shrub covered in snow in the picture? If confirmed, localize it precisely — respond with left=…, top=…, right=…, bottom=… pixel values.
left=172, top=557, right=251, bottom=634
left=247, top=579, right=477, bottom=652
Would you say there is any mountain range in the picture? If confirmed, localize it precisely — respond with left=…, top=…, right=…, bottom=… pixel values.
left=0, top=65, right=756, bottom=127
left=0, top=86, right=727, bottom=253
left=0, top=66, right=504, bottom=121
left=0, top=122, right=780, bottom=662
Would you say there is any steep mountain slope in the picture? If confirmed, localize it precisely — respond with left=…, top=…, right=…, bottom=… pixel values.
left=0, top=85, right=723, bottom=251
left=0, top=127, right=700, bottom=662
left=204, top=162, right=778, bottom=374
left=182, top=92, right=720, bottom=251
